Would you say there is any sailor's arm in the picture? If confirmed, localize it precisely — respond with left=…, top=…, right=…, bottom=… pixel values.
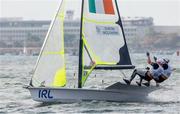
left=146, top=52, right=152, bottom=64
left=169, top=65, right=176, bottom=71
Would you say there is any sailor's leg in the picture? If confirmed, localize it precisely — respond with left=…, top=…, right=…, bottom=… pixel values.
left=129, top=69, right=138, bottom=82
left=136, top=78, right=143, bottom=86
left=148, top=81, right=151, bottom=86
left=123, top=69, right=137, bottom=85
left=142, top=71, right=152, bottom=87
left=156, top=82, right=160, bottom=87
left=136, top=70, right=147, bottom=79
left=139, top=78, right=143, bottom=84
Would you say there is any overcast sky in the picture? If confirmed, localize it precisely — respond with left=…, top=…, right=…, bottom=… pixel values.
left=0, top=0, right=180, bottom=26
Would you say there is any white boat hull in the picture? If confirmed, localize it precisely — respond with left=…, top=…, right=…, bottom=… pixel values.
left=26, top=82, right=157, bottom=102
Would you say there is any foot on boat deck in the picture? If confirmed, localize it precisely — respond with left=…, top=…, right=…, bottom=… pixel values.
left=142, top=82, right=150, bottom=87
left=136, top=81, right=141, bottom=86
left=123, top=79, right=130, bottom=85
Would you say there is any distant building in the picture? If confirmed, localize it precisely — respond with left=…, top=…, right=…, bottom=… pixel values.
left=64, top=20, right=80, bottom=35
left=0, top=18, right=50, bottom=55
left=63, top=17, right=154, bottom=45
left=0, top=17, right=23, bottom=21
left=65, top=10, right=75, bottom=20
left=64, top=19, right=80, bottom=55
left=0, top=16, right=154, bottom=54
left=0, top=18, right=50, bottom=44
left=1, top=15, right=179, bottom=55
left=154, top=26, right=180, bottom=35
left=122, top=17, right=154, bottom=43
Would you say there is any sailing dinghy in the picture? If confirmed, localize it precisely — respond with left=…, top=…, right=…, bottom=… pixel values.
left=26, top=0, right=156, bottom=102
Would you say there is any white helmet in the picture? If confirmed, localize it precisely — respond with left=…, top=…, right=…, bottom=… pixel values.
left=163, top=58, right=170, bottom=63
left=156, top=58, right=165, bottom=64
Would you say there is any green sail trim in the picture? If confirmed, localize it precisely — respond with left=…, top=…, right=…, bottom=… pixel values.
left=88, top=0, right=96, bottom=13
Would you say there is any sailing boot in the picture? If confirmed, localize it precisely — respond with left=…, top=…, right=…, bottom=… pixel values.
left=123, top=79, right=130, bottom=85
left=136, top=81, right=141, bottom=86
left=156, top=82, right=160, bottom=87
left=142, top=81, right=150, bottom=87
left=123, top=69, right=137, bottom=85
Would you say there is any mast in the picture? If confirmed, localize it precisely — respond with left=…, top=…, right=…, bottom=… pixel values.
left=78, top=0, right=85, bottom=88
left=114, top=0, right=127, bottom=48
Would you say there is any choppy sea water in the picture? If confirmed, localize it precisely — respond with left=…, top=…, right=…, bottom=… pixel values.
left=0, top=53, right=180, bottom=113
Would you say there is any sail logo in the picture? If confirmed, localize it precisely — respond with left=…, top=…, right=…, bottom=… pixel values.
left=96, top=26, right=119, bottom=35
left=38, top=89, right=53, bottom=99
left=88, top=0, right=115, bottom=15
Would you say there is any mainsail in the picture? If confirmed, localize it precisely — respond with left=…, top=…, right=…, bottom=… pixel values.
left=78, top=0, right=134, bottom=87
left=30, top=0, right=66, bottom=87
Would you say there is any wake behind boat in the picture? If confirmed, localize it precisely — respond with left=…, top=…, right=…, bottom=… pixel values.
left=26, top=0, right=158, bottom=103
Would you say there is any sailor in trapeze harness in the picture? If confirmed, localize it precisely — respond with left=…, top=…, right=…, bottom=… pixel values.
left=143, top=53, right=175, bottom=86
left=123, top=52, right=175, bottom=87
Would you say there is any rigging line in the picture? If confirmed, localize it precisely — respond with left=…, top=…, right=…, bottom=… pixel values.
left=82, top=34, right=93, bottom=62
left=82, top=32, right=98, bottom=62
left=81, top=22, right=97, bottom=62
left=84, top=44, right=93, bottom=62
left=33, top=1, right=64, bottom=73
left=82, top=63, right=97, bottom=86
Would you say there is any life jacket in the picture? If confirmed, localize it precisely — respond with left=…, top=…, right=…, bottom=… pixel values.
left=150, top=63, right=164, bottom=80
left=154, top=75, right=167, bottom=83
left=153, top=63, right=172, bottom=83
left=162, top=64, right=172, bottom=78
left=144, top=72, right=153, bottom=81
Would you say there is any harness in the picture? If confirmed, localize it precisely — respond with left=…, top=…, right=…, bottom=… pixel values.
left=154, top=75, right=168, bottom=83
left=144, top=71, right=153, bottom=81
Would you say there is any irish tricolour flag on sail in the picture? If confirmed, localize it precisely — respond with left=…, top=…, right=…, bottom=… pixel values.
left=88, top=0, right=115, bottom=15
